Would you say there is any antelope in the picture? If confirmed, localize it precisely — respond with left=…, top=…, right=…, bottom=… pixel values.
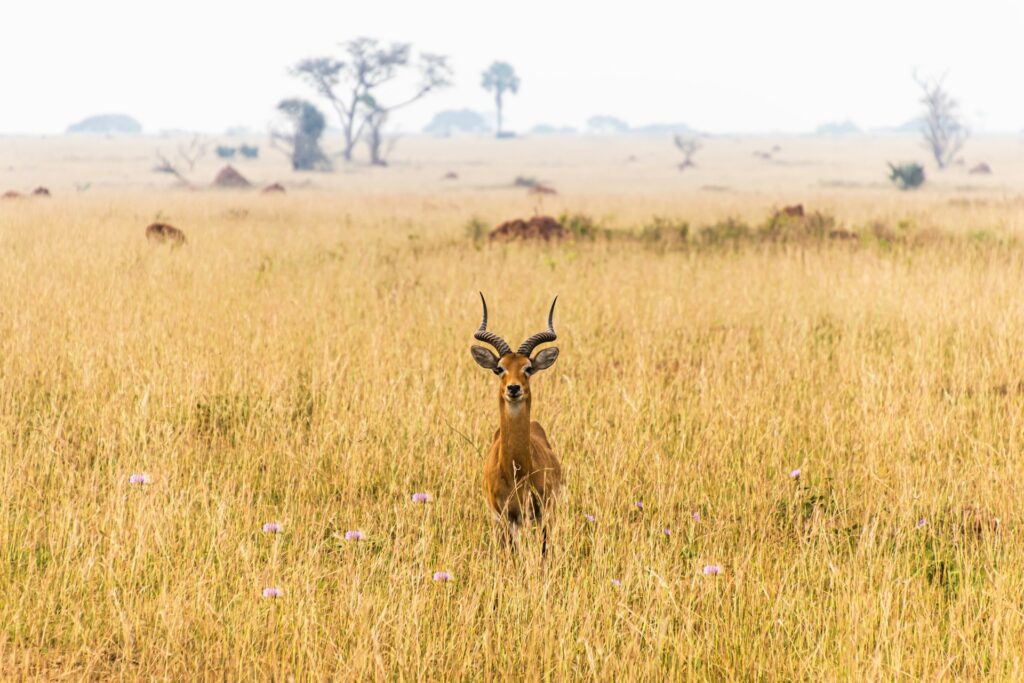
left=145, top=222, right=187, bottom=247
left=471, top=293, right=563, bottom=554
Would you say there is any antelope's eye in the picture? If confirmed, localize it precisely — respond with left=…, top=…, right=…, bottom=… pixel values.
left=524, top=366, right=534, bottom=376
left=493, top=366, right=504, bottom=376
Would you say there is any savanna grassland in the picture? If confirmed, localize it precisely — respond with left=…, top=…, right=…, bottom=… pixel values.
left=3, top=134, right=1024, bottom=679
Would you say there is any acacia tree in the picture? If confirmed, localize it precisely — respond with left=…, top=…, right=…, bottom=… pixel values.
left=270, top=99, right=331, bottom=171
left=359, top=53, right=452, bottom=165
left=177, top=135, right=208, bottom=172
left=586, top=115, right=629, bottom=134
left=152, top=134, right=208, bottom=185
left=481, top=62, right=520, bottom=137
left=674, top=135, right=701, bottom=170
left=293, top=38, right=449, bottom=163
left=916, top=73, right=968, bottom=169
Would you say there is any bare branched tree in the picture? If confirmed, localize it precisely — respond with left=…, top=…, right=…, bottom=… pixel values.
left=360, top=100, right=390, bottom=167
left=153, top=152, right=191, bottom=186
left=270, top=99, right=331, bottom=171
left=360, top=107, right=401, bottom=167
left=293, top=39, right=419, bottom=162
left=674, top=135, right=701, bottom=170
left=359, top=52, right=451, bottom=165
left=177, top=135, right=208, bottom=172
left=915, top=72, right=968, bottom=169
left=152, top=134, right=208, bottom=186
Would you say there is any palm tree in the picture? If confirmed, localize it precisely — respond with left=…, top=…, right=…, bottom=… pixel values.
left=481, top=62, right=520, bottom=137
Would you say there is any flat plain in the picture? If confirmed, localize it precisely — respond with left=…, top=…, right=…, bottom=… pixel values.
left=2, top=132, right=1024, bottom=679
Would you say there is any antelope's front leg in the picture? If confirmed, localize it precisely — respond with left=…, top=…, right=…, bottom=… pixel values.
left=494, top=504, right=522, bottom=551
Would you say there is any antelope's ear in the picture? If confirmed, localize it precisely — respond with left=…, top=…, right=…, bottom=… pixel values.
left=531, top=347, right=559, bottom=371
left=471, top=345, right=499, bottom=370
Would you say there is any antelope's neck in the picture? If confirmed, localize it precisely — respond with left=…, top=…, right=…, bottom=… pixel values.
left=498, top=397, right=532, bottom=476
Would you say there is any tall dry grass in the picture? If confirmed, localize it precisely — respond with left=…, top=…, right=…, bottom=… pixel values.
left=2, top=192, right=1024, bottom=679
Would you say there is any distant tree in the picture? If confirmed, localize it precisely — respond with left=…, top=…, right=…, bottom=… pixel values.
left=815, top=120, right=861, bottom=136
left=271, top=99, right=331, bottom=171
left=152, top=134, right=207, bottom=186
left=673, top=135, right=701, bottom=170
left=892, top=117, right=926, bottom=134
left=239, top=144, right=259, bottom=159
left=587, top=115, right=629, bottom=134
left=530, top=123, right=577, bottom=135
left=424, top=109, right=490, bottom=136
left=67, top=114, right=142, bottom=134
left=293, top=38, right=449, bottom=163
left=915, top=73, right=968, bottom=169
left=481, top=62, right=520, bottom=137
left=293, top=44, right=396, bottom=163
left=177, top=135, right=208, bottom=172
left=888, top=162, right=925, bottom=190
left=359, top=52, right=452, bottom=165
left=215, top=145, right=237, bottom=159
left=632, top=122, right=692, bottom=135
left=152, top=153, right=190, bottom=185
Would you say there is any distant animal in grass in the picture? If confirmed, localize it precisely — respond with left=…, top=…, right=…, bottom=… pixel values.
left=32, top=187, right=51, bottom=197
left=489, top=216, right=566, bottom=242
left=529, top=183, right=557, bottom=195
left=145, top=222, right=187, bottom=246
left=470, top=293, right=563, bottom=555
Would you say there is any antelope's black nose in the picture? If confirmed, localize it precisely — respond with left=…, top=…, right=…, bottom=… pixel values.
left=507, top=384, right=522, bottom=396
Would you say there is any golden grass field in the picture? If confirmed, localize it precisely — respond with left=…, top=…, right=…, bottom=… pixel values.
left=3, top=133, right=1024, bottom=679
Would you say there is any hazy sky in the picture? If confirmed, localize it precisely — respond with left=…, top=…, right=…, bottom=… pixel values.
left=2, top=0, right=1021, bottom=135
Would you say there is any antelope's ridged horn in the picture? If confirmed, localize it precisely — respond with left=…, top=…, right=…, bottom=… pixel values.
left=517, top=296, right=558, bottom=356
left=474, top=292, right=512, bottom=357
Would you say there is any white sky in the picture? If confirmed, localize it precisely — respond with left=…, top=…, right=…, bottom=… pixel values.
left=1, top=0, right=1021, bottom=135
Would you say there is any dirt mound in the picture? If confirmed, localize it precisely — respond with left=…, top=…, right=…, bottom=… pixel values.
left=2, top=191, right=22, bottom=199
left=775, top=204, right=804, bottom=219
left=32, top=187, right=51, bottom=197
left=145, top=222, right=187, bottom=246
left=212, top=165, right=251, bottom=188
left=489, top=215, right=566, bottom=242
left=969, top=162, right=992, bottom=175
left=262, top=183, right=285, bottom=194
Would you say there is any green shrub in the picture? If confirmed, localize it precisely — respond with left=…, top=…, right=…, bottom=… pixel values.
left=513, top=176, right=538, bottom=188
left=464, top=216, right=489, bottom=245
left=558, top=212, right=600, bottom=240
left=888, top=162, right=925, bottom=190
left=698, top=218, right=751, bottom=245
left=640, top=216, right=689, bottom=244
